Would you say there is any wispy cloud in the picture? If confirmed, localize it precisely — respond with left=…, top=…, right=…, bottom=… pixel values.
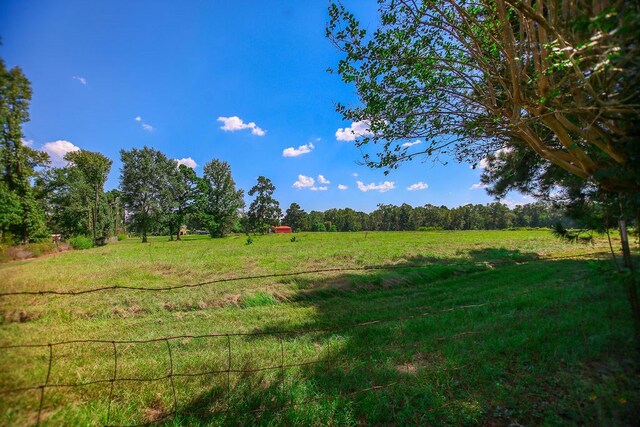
left=317, top=175, right=330, bottom=184
left=473, top=147, right=512, bottom=169
left=283, top=142, right=314, bottom=157
left=310, top=186, right=328, bottom=191
left=352, top=172, right=359, bottom=177
left=72, top=76, right=87, bottom=85
left=335, top=120, right=373, bottom=142
left=338, top=184, right=348, bottom=190
left=293, top=174, right=314, bottom=189
left=21, top=139, right=34, bottom=147
left=407, top=181, right=428, bottom=191
left=469, top=182, right=487, bottom=190
left=356, top=180, right=396, bottom=193
left=42, top=140, right=81, bottom=167
left=217, top=116, right=266, bottom=136
left=401, top=140, right=422, bottom=148
left=175, top=157, right=197, bottom=169
left=135, top=116, right=155, bottom=132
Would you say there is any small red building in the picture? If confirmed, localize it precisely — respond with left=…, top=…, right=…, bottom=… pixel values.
left=271, top=225, right=292, bottom=234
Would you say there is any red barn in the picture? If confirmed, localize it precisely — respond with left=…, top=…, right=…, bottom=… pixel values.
left=272, top=226, right=292, bottom=234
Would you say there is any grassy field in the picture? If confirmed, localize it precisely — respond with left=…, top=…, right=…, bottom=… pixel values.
left=0, top=230, right=637, bottom=425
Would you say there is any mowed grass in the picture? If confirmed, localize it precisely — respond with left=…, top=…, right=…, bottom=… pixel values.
left=0, top=230, right=637, bottom=425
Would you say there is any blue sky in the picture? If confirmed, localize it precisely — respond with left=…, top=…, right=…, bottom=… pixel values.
left=0, top=1, right=531, bottom=213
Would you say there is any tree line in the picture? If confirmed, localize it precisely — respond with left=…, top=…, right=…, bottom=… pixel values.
left=285, top=202, right=569, bottom=233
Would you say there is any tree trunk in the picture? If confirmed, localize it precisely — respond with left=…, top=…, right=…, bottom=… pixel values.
left=619, top=217, right=640, bottom=339
left=87, top=208, right=92, bottom=238
left=93, top=187, right=99, bottom=244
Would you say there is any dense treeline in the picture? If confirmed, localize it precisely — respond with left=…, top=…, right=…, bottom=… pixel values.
left=284, top=202, right=570, bottom=233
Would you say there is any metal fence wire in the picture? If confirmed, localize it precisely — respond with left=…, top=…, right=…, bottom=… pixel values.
left=0, top=251, right=616, bottom=425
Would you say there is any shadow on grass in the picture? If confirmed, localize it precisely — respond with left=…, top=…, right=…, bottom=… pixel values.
left=122, top=249, right=637, bottom=425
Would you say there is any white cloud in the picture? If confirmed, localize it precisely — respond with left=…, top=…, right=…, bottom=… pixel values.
left=474, top=147, right=512, bottom=169
left=283, top=142, right=314, bottom=157
left=21, top=139, right=34, bottom=147
left=310, top=186, right=328, bottom=191
left=352, top=172, right=359, bottom=177
left=217, top=116, right=266, bottom=136
left=176, top=157, right=197, bottom=169
left=401, top=140, right=422, bottom=148
left=72, top=76, right=87, bottom=85
left=317, top=174, right=330, bottom=184
left=407, top=182, right=428, bottom=191
left=42, top=140, right=80, bottom=167
left=134, top=116, right=155, bottom=131
left=293, top=174, right=315, bottom=189
left=356, top=180, right=396, bottom=193
left=335, top=120, right=373, bottom=141
left=338, top=184, right=348, bottom=190
left=469, top=182, right=487, bottom=190
left=502, top=198, right=519, bottom=208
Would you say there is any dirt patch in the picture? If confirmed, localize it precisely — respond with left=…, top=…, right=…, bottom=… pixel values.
left=142, top=398, right=168, bottom=423
left=26, top=408, right=55, bottom=425
left=111, top=305, right=147, bottom=318
left=1, top=309, right=40, bottom=323
left=210, top=294, right=242, bottom=308
left=396, top=351, right=445, bottom=375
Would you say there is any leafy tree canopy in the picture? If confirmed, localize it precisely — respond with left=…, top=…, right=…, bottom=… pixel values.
left=328, top=0, right=640, bottom=193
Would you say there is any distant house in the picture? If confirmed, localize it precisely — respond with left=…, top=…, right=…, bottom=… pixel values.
left=270, top=225, right=292, bottom=234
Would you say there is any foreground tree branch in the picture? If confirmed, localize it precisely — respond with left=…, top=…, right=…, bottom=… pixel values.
left=328, top=0, right=640, bottom=192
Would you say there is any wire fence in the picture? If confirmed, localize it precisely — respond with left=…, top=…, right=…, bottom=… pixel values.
left=0, top=301, right=493, bottom=426
left=0, top=250, right=620, bottom=425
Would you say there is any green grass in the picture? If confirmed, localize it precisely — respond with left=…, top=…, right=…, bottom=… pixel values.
left=0, top=230, right=637, bottom=425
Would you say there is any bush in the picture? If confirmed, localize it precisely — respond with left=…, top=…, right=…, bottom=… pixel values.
left=117, top=233, right=127, bottom=241
left=69, top=236, right=94, bottom=250
left=28, top=242, right=56, bottom=257
left=311, top=222, right=326, bottom=232
left=417, top=226, right=444, bottom=231
left=245, top=235, right=253, bottom=245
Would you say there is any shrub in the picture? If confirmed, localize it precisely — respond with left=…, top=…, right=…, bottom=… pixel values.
left=117, top=233, right=127, bottom=241
left=417, top=226, right=444, bottom=231
left=245, top=235, right=253, bottom=245
left=312, top=222, right=326, bottom=232
left=28, top=242, right=56, bottom=257
left=69, top=236, right=94, bottom=250
left=290, top=236, right=298, bottom=242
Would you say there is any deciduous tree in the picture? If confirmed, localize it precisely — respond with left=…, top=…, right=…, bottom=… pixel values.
left=247, top=176, right=281, bottom=233
left=199, top=159, right=244, bottom=238
left=120, top=147, right=172, bottom=243
left=328, top=0, right=640, bottom=192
